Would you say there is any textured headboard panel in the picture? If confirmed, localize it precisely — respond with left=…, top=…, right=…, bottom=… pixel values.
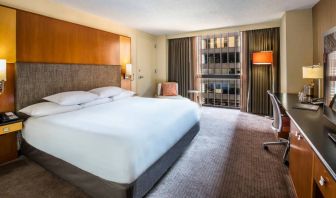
left=15, top=62, right=121, bottom=111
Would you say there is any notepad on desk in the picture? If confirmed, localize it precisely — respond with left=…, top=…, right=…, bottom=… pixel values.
left=293, top=103, right=320, bottom=111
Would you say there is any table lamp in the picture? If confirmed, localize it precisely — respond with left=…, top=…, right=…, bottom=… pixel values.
left=302, top=64, right=323, bottom=98
left=125, top=64, right=133, bottom=81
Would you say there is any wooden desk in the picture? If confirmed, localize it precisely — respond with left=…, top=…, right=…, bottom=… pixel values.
left=0, top=120, right=23, bottom=164
left=275, top=93, right=336, bottom=198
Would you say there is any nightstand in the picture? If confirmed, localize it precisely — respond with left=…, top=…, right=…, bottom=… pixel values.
left=121, top=79, right=132, bottom=91
left=0, top=120, right=23, bottom=164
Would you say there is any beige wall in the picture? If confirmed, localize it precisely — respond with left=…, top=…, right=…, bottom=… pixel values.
left=280, top=9, right=314, bottom=94
left=0, top=0, right=157, bottom=95
left=280, top=14, right=287, bottom=93
left=155, top=35, right=168, bottom=84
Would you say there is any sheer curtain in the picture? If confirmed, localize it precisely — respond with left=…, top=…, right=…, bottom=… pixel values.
left=241, top=28, right=280, bottom=115
left=168, top=37, right=198, bottom=97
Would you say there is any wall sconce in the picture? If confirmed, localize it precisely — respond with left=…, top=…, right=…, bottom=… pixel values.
left=125, top=64, right=134, bottom=81
left=0, top=59, right=6, bottom=94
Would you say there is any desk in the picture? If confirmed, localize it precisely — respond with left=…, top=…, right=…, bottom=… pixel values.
left=275, top=93, right=336, bottom=198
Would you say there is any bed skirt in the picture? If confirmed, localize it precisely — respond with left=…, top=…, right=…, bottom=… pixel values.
left=21, top=122, right=200, bottom=198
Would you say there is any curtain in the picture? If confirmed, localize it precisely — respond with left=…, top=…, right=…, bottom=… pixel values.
left=168, top=37, right=195, bottom=97
left=240, top=32, right=249, bottom=112
left=241, top=28, right=280, bottom=115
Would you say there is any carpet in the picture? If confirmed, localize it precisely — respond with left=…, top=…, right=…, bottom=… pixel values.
left=0, top=107, right=295, bottom=198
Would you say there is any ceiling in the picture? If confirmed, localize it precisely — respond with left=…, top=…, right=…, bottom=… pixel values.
left=52, top=0, right=319, bottom=35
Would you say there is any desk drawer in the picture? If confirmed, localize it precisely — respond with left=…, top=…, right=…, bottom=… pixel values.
left=0, top=123, right=22, bottom=135
left=314, top=156, right=336, bottom=198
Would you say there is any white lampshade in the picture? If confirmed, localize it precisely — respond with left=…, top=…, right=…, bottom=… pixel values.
left=302, top=65, right=323, bottom=79
left=126, top=64, right=132, bottom=76
left=0, top=59, right=6, bottom=81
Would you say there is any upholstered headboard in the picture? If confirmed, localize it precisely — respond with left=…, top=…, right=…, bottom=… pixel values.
left=15, top=62, right=121, bottom=111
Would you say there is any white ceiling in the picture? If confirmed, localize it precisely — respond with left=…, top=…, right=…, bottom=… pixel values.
left=52, top=0, right=319, bottom=35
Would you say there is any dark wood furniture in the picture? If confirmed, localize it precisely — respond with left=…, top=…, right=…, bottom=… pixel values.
left=275, top=93, right=336, bottom=198
left=0, top=120, right=23, bottom=164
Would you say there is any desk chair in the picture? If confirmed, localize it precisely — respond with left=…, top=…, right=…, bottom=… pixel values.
left=263, top=90, right=290, bottom=165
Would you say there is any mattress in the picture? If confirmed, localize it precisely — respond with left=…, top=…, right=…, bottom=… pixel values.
left=22, top=97, right=200, bottom=184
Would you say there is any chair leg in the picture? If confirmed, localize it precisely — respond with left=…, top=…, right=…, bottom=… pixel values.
left=263, top=140, right=290, bottom=166
left=263, top=141, right=287, bottom=146
left=283, top=142, right=290, bottom=166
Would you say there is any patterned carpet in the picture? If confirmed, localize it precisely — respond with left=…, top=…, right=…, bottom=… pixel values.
left=0, top=107, right=295, bottom=198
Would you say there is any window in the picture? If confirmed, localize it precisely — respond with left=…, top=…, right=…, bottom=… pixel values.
left=324, top=30, right=336, bottom=106
left=198, top=32, right=241, bottom=108
left=327, top=51, right=336, bottom=104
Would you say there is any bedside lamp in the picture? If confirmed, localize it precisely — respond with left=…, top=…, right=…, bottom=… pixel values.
left=0, top=59, right=6, bottom=94
left=302, top=64, right=323, bottom=98
left=125, top=64, right=133, bottom=81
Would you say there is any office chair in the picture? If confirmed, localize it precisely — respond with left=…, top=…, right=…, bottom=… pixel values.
left=263, top=90, right=290, bottom=165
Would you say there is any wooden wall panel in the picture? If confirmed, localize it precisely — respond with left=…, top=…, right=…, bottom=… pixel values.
left=16, top=11, right=120, bottom=65
left=0, top=63, right=15, bottom=112
left=0, top=6, right=15, bottom=113
left=0, top=6, right=16, bottom=63
left=313, top=0, right=336, bottom=64
left=120, top=36, right=131, bottom=76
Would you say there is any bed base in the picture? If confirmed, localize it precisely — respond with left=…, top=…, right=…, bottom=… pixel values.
left=22, top=122, right=200, bottom=198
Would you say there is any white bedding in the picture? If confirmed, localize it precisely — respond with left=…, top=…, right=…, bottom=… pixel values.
left=22, top=96, right=200, bottom=184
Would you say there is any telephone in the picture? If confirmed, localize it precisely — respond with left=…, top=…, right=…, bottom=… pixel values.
left=0, top=112, right=19, bottom=123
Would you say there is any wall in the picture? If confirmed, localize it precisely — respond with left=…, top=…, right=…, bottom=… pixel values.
left=313, top=0, right=336, bottom=64
left=280, top=9, right=314, bottom=93
left=0, top=6, right=15, bottom=112
left=16, top=10, right=120, bottom=65
left=155, top=35, right=168, bottom=83
left=120, top=36, right=131, bottom=76
left=155, top=20, right=281, bottom=84
left=0, top=0, right=156, bottom=95
left=280, top=14, right=287, bottom=93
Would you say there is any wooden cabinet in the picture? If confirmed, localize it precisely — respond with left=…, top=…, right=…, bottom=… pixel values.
left=313, top=156, right=336, bottom=198
left=0, top=122, right=22, bottom=135
left=0, top=121, right=22, bottom=164
left=289, top=120, right=314, bottom=198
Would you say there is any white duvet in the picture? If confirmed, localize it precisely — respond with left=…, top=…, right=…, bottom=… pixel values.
left=22, top=97, right=200, bottom=184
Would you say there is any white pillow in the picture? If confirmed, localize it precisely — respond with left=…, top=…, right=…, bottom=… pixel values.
left=43, top=91, right=98, bottom=105
left=19, top=102, right=81, bottom=117
left=89, top=86, right=123, bottom=98
left=80, top=98, right=112, bottom=107
left=111, top=90, right=135, bottom=101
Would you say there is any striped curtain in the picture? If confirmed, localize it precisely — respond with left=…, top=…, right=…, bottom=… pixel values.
left=241, top=28, right=280, bottom=116
left=168, top=37, right=196, bottom=97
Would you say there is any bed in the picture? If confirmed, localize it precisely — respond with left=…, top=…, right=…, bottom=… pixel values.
left=16, top=63, right=200, bottom=198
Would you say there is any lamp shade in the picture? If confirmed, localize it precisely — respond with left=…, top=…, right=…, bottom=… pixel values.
left=0, top=59, right=6, bottom=81
left=252, top=51, right=273, bottom=64
left=126, top=64, right=132, bottom=76
left=302, top=65, right=323, bottom=79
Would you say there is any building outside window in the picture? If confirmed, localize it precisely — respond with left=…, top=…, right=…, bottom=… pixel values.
left=198, top=32, right=241, bottom=108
